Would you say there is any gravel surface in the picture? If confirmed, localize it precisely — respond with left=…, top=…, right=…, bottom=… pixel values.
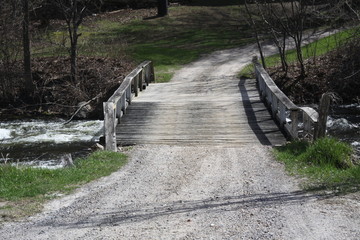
left=1, top=34, right=359, bottom=239
left=0, top=145, right=359, bottom=239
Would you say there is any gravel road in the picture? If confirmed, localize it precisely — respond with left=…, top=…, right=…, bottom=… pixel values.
left=0, top=145, right=359, bottom=239
left=1, top=33, right=359, bottom=239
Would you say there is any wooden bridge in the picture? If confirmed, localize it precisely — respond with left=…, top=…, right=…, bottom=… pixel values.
left=104, top=55, right=321, bottom=150
left=114, top=75, right=286, bottom=147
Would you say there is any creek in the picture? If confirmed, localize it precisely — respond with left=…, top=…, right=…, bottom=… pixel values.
left=328, top=104, right=360, bottom=154
left=0, top=119, right=103, bottom=169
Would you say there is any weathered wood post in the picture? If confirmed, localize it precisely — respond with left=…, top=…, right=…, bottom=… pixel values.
left=134, top=75, right=139, bottom=97
left=139, top=69, right=144, bottom=91
left=314, top=93, right=331, bottom=140
left=103, top=102, right=117, bottom=151
left=149, top=61, right=155, bottom=83
left=290, top=109, right=299, bottom=139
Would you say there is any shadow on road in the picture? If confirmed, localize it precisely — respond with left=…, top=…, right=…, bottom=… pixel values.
left=42, top=190, right=333, bottom=228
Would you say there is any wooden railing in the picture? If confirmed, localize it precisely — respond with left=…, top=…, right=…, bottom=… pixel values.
left=253, top=59, right=319, bottom=140
left=103, top=61, right=154, bottom=151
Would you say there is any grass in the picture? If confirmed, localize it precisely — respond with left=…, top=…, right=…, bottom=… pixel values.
left=274, top=138, right=360, bottom=194
left=239, top=27, right=358, bottom=77
left=32, top=5, right=254, bottom=82
left=0, top=151, right=127, bottom=221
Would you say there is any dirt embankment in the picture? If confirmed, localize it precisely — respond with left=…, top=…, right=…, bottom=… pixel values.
left=270, top=40, right=360, bottom=105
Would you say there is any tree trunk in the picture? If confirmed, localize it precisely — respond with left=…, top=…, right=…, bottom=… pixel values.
left=245, top=1, right=266, bottom=69
left=22, top=0, right=33, bottom=96
left=64, top=0, right=81, bottom=84
left=70, top=38, right=78, bottom=84
left=157, top=0, right=168, bottom=17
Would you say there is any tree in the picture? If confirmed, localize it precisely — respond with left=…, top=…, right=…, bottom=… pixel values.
left=250, top=0, right=310, bottom=78
left=245, top=1, right=266, bottom=69
left=56, top=0, right=89, bottom=84
left=157, top=0, right=168, bottom=17
left=23, top=0, right=34, bottom=96
left=0, top=1, right=22, bottom=102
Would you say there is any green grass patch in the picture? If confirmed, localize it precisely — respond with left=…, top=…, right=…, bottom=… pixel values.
left=0, top=151, right=127, bottom=201
left=274, top=138, right=360, bottom=193
left=0, top=151, right=127, bottom=221
left=239, top=28, right=358, bottom=77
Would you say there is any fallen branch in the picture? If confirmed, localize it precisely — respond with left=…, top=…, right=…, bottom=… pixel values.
left=344, top=69, right=360, bottom=80
left=63, top=93, right=101, bottom=125
left=2, top=102, right=76, bottom=110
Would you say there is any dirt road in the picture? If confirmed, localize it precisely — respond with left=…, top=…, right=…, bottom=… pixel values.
left=1, top=37, right=359, bottom=239
left=0, top=145, right=359, bottom=239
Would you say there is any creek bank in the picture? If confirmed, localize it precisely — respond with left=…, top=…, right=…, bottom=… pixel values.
left=0, top=56, right=135, bottom=121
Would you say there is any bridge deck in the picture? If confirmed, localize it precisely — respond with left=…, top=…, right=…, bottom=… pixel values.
left=116, top=75, right=287, bottom=146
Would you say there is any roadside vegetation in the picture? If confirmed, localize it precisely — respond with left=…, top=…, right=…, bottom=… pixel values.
left=240, top=28, right=356, bottom=76
left=241, top=0, right=359, bottom=105
left=274, top=138, right=360, bottom=194
left=0, top=151, right=127, bottom=222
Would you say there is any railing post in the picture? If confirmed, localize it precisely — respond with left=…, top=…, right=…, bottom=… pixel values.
left=314, top=93, right=331, bottom=140
left=139, top=69, right=144, bottom=91
left=126, top=84, right=132, bottom=105
left=103, top=102, right=117, bottom=151
left=121, top=94, right=127, bottom=115
left=303, top=111, right=311, bottom=138
left=290, top=109, right=299, bottom=139
left=271, top=92, right=278, bottom=118
left=142, top=62, right=154, bottom=86
left=279, top=103, right=286, bottom=126
left=134, top=75, right=139, bottom=97
left=116, top=98, right=122, bottom=121
left=150, top=61, right=155, bottom=83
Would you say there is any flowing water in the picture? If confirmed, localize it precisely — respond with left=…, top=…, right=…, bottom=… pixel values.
left=328, top=104, right=360, bottom=154
left=0, top=119, right=103, bottom=169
